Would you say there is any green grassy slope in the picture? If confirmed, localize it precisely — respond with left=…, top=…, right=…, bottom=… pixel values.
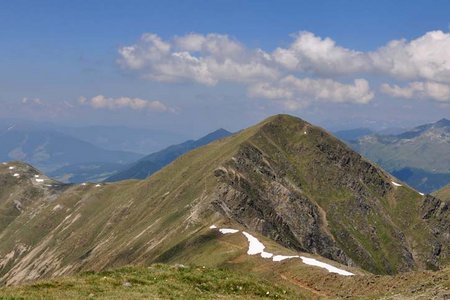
left=434, top=184, right=450, bottom=201
left=1, top=263, right=449, bottom=299
left=0, top=114, right=449, bottom=292
left=0, top=264, right=297, bottom=300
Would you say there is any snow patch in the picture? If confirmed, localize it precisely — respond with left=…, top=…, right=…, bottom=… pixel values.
left=81, top=183, right=87, bottom=186
left=391, top=181, right=402, bottom=187
left=219, top=228, right=239, bottom=234
left=261, top=252, right=274, bottom=258
left=13, top=173, right=20, bottom=177
left=273, top=255, right=299, bottom=262
left=9, top=166, right=15, bottom=170
left=242, top=231, right=273, bottom=258
left=34, top=175, right=40, bottom=178
left=95, top=184, right=101, bottom=187
left=300, top=256, right=354, bottom=276
left=211, top=227, right=354, bottom=276
left=419, top=192, right=425, bottom=196
left=35, top=178, right=45, bottom=183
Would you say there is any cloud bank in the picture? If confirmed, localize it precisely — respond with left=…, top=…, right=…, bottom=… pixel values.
left=79, top=95, right=170, bottom=112
left=118, top=30, right=450, bottom=107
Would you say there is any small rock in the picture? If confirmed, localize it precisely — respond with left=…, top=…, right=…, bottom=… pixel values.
left=122, top=281, right=132, bottom=287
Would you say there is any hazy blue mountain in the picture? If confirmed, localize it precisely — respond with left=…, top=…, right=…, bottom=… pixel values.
left=349, top=118, right=450, bottom=193
left=391, top=168, right=450, bottom=194
left=334, top=128, right=374, bottom=142
left=59, top=125, right=188, bottom=154
left=0, top=127, right=142, bottom=173
left=0, top=119, right=188, bottom=154
left=106, top=128, right=232, bottom=182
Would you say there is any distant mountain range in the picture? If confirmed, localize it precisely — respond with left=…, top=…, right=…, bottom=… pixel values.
left=0, top=120, right=192, bottom=183
left=346, top=118, right=450, bottom=193
left=0, top=120, right=188, bottom=154
left=334, top=128, right=374, bottom=141
left=106, top=128, right=232, bottom=182
left=58, top=125, right=187, bottom=154
left=0, top=127, right=142, bottom=174
left=50, top=128, right=231, bottom=183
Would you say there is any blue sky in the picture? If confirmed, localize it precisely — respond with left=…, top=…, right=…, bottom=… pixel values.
left=1, top=0, right=450, bottom=137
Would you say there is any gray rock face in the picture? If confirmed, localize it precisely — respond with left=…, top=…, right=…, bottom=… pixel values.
left=211, top=117, right=450, bottom=274
left=212, top=143, right=351, bottom=266
left=421, top=195, right=450, bottom=267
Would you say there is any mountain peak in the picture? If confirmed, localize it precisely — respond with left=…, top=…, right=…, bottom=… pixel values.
left=260, top=114, right=308, bottom=126
left=435, top=118, right=450, bottom=127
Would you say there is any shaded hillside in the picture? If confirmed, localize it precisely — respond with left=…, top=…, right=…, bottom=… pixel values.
left=0, top=115, right=449, bottom=290
left=349, top=118, right=450, bottom=193
left=106, top=128, right=231, bottom=182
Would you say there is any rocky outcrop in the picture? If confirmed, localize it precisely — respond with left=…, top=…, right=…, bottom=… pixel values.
left=212, top=143, right=351, bottom=266
left=212, top=115, right=449, bottom=274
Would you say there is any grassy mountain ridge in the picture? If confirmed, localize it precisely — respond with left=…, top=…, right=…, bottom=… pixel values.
left=1, top=114, right=449, bottom=296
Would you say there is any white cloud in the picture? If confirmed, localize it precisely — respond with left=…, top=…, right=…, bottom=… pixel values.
left=248, top=76, right=373, bottom=109
left=381, top=81, right=450, bottom=102
left=273, top=30, right=450, bottom=83
left=370, top=31, right=450, bottom=83
left=22, top=97, right=44, bottom=105
left=118, top=33, right=278, bottom=86
left=79, top=95, right=171, bottom=112
left=118, top=30, right=450, bottom=107
left=272, top=31, right=369, bottom=74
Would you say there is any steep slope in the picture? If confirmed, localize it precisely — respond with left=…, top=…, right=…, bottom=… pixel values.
left=0, top=115, right=449, bottom=289
left=0, top=129, right=142, bottom=173
left=106, top=128, right=231, bottom=182
left=349, top=118, right=450, bottom=193
left=434, top=184, right=450, bottom=201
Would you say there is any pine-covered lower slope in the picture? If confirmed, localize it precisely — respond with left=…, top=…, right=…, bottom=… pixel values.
left=0, top=115, right=449, bottom=292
